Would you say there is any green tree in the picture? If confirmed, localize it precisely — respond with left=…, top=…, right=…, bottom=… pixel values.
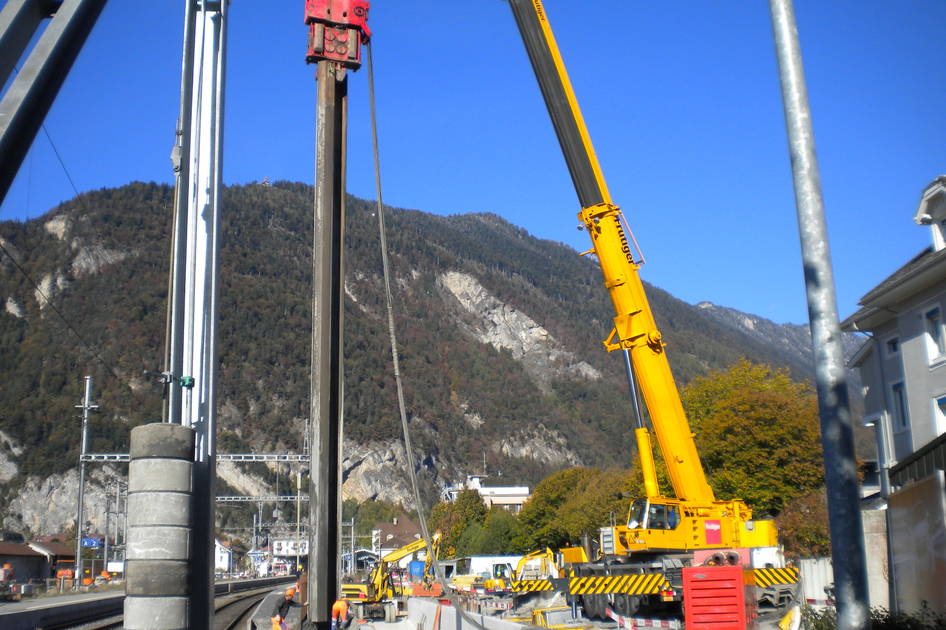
left=512, top=467, right=631, bottom=551
left=682, top=359, right=823, bottom=515
left=429, top=489, right=488, bottom=557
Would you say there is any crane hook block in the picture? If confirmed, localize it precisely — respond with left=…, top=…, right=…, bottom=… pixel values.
left=305, top=0, right=371, bottom=69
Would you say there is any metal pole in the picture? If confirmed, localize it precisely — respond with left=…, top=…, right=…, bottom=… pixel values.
left=768, top=1, right=869, bottom=627
left=308, top=59, right=347, bottom=628
left=164, top=0, right=198, bottom=425
left=74, top=375, right=97, bottom=589
left=0, top=0, right=106, bottom=204
left=166, top=0, right=228, bottom=624
left=296, top=469, right=302, bottom=574
left=103, top=483, right=110, bottom=570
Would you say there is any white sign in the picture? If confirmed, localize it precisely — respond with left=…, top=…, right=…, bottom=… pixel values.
left=106, top=561, right=124, bottom=573
left=273, top=539, right=309, bottom=556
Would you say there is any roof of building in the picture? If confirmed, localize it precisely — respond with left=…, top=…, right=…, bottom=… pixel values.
left=373, top=517, right=422, bottom=549
left=33, top=534, right=70, bottom=544
left=0, top=542, right=44, bottom=558
left=842, top=245, right=946, bottom=331
left=28, top=541, right=75, bottom=558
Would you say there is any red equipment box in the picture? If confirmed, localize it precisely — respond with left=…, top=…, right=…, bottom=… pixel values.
left=682, top=565, right=757, bottom=630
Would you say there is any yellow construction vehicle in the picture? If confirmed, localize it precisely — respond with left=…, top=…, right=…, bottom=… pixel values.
left=502, top=0, right=793, bottom=618
left=347, top=533, right=441, bottom=621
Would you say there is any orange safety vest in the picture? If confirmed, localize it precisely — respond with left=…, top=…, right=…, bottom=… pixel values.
left=332, top=599, right=349, bottom=620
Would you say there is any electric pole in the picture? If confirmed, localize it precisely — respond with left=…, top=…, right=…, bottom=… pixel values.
left=74, top=375, right=97, bottom=589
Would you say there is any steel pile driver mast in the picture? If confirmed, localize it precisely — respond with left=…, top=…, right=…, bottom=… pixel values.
left=303, top=1, right=371, bottom=625
left=504, top=0, right=777, bottom=555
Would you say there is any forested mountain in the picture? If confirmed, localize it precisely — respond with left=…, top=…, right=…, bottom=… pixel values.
left=0, top=181, right=843, bottom=534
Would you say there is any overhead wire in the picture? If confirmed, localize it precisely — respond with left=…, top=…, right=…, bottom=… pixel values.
left=364, top=41, right=488, bottom=630
left=0, top=66, right=138, bottom=386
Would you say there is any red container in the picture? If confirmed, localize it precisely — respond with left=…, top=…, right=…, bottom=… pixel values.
left=682, top=565, right=756, bottom=630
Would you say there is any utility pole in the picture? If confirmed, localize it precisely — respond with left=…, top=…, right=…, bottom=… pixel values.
left=296, top=469, right=302, bottom=573
left=304, top=2, right=371, bottom=625
left=768, top=2, right=869, bottom=629
left=74, top=375, right=97, bottom=589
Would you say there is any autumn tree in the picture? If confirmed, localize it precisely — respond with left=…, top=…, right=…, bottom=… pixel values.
left=775, top=489, right=831, bottom=558
left=513, top=467, right=632, bottom=551
left=682, top=359, right=823, bottom=515
left=428, top=489, right=488, bottom=557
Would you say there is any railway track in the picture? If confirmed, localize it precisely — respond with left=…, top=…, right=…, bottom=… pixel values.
left=60, top=586, right=273, bottom=630
left=0, top=578, right=292, bottom=630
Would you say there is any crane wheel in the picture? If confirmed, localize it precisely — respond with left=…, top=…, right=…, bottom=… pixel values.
left=613, top=594, right=640, bottom=617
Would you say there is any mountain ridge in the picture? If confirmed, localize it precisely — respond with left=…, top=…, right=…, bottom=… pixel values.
left=0, top=181, right=849, bottom=535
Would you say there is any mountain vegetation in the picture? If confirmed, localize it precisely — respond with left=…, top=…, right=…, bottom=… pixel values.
left=0, top=181, right=852, bottom=533
left=430, top=360, right=828, bottom=558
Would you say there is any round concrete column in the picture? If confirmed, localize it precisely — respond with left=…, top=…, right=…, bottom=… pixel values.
left=124, top=423, right=195, bottom=630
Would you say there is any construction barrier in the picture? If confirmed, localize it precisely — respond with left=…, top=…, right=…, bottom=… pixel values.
left=565, top=574, right=672, bottom=596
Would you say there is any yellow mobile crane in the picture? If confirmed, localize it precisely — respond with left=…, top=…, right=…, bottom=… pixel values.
left=503, top=0, right=792, bottom=617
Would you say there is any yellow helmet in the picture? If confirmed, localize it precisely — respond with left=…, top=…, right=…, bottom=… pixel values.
left=285, top=587, right=296, bottom=596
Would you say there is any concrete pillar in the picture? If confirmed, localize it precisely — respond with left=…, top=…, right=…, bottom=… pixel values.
left=124, top=423, right=195, bottom=630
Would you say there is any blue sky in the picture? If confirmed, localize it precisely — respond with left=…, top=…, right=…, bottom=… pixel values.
left=1, top=1, right=943, bottom=326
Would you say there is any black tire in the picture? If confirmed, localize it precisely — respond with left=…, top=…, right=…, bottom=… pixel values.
left=613, top=594, right=640, bottom=617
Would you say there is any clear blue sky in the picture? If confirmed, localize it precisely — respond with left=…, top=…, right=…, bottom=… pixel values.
left=1, top=1, right=943, bottom=326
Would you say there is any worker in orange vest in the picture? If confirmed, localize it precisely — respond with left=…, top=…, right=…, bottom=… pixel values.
left=331, top=597, right=350, bottom=630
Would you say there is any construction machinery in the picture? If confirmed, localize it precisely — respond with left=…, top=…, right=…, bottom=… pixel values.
left=502, top=0, right=795, bottom=618
left=346, top=533, right=440, bottom=621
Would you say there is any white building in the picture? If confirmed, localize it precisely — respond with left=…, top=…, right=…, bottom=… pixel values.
left=214, top=539, right=232, bottom=574
left=444, top=475, right=531, bottom=514
left=841, top=175, right=946, bottom=613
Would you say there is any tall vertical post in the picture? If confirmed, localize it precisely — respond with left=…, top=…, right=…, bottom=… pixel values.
left=165, top=0, right=228, bottom=626
left=304, top=2, right=371, bottom=624
left=103, top=483, right=110, bottom=569
left=308, top=57, right=347, bottom=627
left=768, top=2, right=869, bottom=628
left=296, top=469, right=302, bottom=574
left=74, top=375, right=97, bottom=589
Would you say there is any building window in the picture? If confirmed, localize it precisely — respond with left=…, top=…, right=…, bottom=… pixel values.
left=925, top=307, right=945, bottom=362
left=885, top=337, right=899, bottom=357
left=891, top=382, right=909, bottom=431
left=935, top=395, right=946, bottom=436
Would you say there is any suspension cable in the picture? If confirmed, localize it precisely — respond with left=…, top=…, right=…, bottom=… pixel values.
left=365, top=41, right=487, bottom=630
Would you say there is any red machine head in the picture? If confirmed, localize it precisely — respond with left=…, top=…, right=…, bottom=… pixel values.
left=305, top=0, right=371, bottom=69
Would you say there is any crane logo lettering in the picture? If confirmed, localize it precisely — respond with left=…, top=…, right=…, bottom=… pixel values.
left=612, top=216, right=634, bottom=265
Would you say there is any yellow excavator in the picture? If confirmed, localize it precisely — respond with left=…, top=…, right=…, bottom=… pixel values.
left=502, top=0, right=793, bottom=617
left=346, top=533, right=441, bottom=621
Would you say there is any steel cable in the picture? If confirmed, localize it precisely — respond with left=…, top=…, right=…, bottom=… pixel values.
left=364, top=41, right=488, bottom=630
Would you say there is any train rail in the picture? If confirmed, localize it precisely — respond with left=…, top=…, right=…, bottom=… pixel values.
left=0, top=577, right=293, bottom=630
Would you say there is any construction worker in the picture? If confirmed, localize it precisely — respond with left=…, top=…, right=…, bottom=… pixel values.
left=331, top=596, right=350, bottom=630
left=271, top=587, right=296, bottom=630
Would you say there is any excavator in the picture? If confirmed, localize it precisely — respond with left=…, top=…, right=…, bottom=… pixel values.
left=501, top=0, right=796, bottom=618
left=345, top=533, right=441, bottom=621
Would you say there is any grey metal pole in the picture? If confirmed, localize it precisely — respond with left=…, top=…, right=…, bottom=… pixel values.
left=0, top=0, right=52, bottom=88
left=103, top=484, right=110, bottom=571
left=768, top=1, right=870, bottom=627
left=308, top=59, right=347, bottom=629
left=164, top=0, right=197, bottom=425
left=74, top=375, right=97, bottom=589
left=0, top=0, right=106, bottom=204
